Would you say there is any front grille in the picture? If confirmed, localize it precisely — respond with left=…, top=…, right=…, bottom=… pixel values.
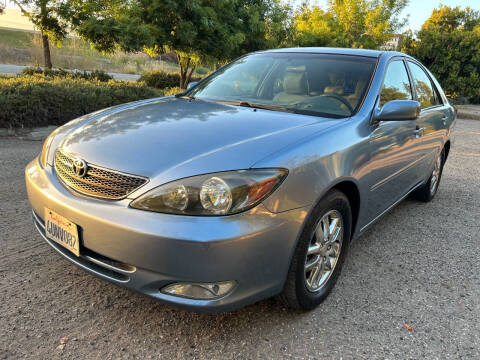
left=54, top=149, right=147, bottom=200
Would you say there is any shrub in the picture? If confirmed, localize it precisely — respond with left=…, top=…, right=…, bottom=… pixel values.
left=0, top=75, right=160, bottom=128
left=138, top=70, right=202, bottom=89
left=20, top=67, right=113, bottom=82
left=162, top=87, right=183, bottom=96
left=195, top=67, right=210, bottom=75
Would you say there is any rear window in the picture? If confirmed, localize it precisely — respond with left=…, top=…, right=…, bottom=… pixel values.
left=408, top=61, right=442, bottom=108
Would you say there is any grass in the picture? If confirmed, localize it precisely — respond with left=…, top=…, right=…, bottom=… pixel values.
left=0, top=27, right=33, bottom=47
left=0, top=28, right=209, bottom=76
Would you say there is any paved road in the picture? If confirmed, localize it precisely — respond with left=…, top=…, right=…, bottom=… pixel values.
left=0, top=63, right=140, bottom=82
left=1, top=120, right=479, bottom=359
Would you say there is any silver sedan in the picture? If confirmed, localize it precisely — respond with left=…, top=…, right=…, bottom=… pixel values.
left=25, top=48, right=455, bottom=312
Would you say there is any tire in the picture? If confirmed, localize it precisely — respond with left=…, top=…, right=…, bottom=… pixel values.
left=280, top=189, right=352, bottom=310
left=413, top=149, right=445, bottom=202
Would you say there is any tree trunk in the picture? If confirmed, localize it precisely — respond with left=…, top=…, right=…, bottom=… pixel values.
left=185, top=65, right=196, bottom=86
left=178, top=54, right=192, bottom=89
left=41, top=32, right=52, bottom=69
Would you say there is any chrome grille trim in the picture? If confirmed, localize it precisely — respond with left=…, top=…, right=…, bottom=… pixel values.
left=54, top=149, right=148, bottom=200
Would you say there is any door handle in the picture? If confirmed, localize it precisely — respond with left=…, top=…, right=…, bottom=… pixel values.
left=441, top=116, right=448, bottom=126
left=414, top=126, right=424, bottom=138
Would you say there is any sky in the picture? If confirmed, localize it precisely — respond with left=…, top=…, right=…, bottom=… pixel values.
left=3, top=0, right=480, bottom=31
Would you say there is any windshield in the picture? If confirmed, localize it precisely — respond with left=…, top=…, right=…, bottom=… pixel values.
left=187, top=53, right=377, bottom=118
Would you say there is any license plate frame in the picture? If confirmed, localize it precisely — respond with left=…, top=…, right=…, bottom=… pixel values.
left=44, top=208, right=80, bottom=257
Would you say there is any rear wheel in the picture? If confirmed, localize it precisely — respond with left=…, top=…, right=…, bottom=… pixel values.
left=280, top=189, right=352, bottom=310
left=413, top=150, right=445, bottom=202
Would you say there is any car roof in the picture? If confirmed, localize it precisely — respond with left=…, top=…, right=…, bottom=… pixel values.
left=258, top=47, right=400, bottom=58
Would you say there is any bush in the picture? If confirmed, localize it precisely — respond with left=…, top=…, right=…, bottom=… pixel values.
left=20, top=67, right=113, bottom=82
left=162, top=87, right=183, bottom=96
left=138, top=70, right=202, bottom=89
left=195, top=67, right=210, bottom=75
left=0, top=75, right=160, bottom=128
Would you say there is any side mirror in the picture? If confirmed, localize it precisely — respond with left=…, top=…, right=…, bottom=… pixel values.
left=187, top=81, right=198, bottom=90
left=374, top=100, right=421, bottom=122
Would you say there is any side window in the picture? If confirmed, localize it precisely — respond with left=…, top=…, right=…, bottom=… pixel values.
left=408, top=62, right=441, bottom=108
left=380, top=60, right=413, bottom=106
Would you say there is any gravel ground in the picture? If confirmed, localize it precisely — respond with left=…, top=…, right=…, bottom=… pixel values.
left=0, top=119, right=479, bottom=359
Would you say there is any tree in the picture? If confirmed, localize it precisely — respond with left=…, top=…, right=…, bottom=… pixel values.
left=402, top=5, right=480, bottom=102
left=135, top=0, right=268, bottom=88
left=422, top=5, right=480, bottom=32
left=292, top=0, right=408, bottom=49
left=293, top=4, right=342, bottom=47
left=69, top=0, right=289, bottom=88
left=8, top=0, right=71, bottom=69
left=58, top=0, right=154, bottom=54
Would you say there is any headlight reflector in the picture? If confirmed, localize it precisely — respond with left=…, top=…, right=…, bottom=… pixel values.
left=199, top=177, right=232, bottom=214
left=130, top=168, right=287, bottom=216
left=163, top=184, right=189, bottom=211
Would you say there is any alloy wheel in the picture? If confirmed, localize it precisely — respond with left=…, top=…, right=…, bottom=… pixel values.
left=304, top=210, right=343, bottom=292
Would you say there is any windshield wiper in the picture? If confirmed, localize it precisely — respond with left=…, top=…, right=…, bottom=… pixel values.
left=218, top=100, right=296, bottom=114
left=175, top=93, right=195, bottom=100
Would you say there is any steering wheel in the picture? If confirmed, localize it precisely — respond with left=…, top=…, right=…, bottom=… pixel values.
left=318, top=94, right=354, bottom=114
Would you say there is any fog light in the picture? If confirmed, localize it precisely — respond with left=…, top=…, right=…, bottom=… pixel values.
left=161, top=281, right=236, bottom=300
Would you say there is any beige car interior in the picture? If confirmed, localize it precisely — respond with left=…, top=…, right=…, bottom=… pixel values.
left=272, top=66, right=367, bottom=110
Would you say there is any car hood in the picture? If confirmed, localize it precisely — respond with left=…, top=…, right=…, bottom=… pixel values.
left=60, top=97, right=339, bottom=181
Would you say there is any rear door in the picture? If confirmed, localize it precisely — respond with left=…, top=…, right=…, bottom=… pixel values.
left=406, top=60, right=449, bottom=182
left=365, top=58, right=419, bottom=221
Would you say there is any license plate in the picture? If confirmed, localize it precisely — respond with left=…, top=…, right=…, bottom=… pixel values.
left=44, top=208, right=80, bottom=257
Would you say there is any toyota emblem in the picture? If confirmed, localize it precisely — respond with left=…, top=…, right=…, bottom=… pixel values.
left=72, top=158, right=88, bottom=178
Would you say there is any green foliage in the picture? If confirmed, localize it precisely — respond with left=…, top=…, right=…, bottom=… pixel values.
left=65, top=0, right=292, bottom=88
left=292, top=0, right=408, bottom=49
left=236, top=0, right=294, bottom=53
left=422, top=5, right=480, bottom=32
left=138, top=71, right=202, bottom=89
left=59, top=0, right=154, bottom=54
left=195, top=67, right=209, bottom=76
left=0, top=75, right=159, bottom=128
left=10, top=0, right=69, bottom=42
left=293, top=5, right=341, bottom=47
left=20, top=67, right=113, bottom=82
left=402, top=5, right=480, bottom=103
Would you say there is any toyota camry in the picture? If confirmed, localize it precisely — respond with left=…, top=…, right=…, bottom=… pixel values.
left=25, top=48, right=455, bottom=312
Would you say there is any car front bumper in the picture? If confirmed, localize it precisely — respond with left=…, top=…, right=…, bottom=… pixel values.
left=25, top=158, right=308, bottom=312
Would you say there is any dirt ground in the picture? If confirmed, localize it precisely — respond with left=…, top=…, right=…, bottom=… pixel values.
left=1, top=119, right=479, bottom=359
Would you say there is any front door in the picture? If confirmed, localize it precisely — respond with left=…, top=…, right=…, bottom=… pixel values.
left=364, top=59, right=419, bottom=222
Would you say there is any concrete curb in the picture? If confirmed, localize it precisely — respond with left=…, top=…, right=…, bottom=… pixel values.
left=456, top=105, right=480, bottom=121
left=0, top=126, right=57, bottom=141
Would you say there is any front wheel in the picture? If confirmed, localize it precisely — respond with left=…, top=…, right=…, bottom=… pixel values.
left=280, top=189, right=352, bottom=310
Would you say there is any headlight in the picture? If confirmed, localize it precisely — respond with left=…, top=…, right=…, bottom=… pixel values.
left=40, top=128, right=60, bottom=168
left=130, top=168, right=288, bottom=216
